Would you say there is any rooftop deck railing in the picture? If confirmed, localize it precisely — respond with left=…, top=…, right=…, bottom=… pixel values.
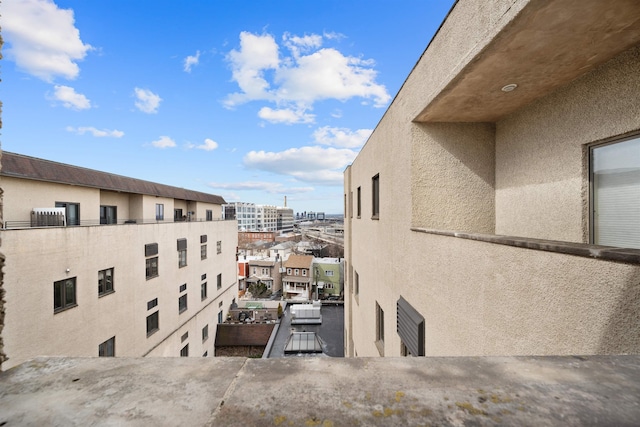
left=3, top=217, right=235, bottom=230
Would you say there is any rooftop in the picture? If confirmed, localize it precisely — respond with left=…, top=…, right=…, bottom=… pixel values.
left=1, top=151, right=225, bottom=204
left=2, top=355, right=640, bottom=426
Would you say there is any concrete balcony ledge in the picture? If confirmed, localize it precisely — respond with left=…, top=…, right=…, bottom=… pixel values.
left=2, top=355, right=640, bottom=426
left=411, top=227, right=640, bottom=265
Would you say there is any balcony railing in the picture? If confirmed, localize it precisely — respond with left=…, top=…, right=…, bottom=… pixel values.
left=3, top=217, right=235, bottom=230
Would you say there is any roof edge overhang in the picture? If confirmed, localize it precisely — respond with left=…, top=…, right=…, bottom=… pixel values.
left=415, top=0, right=640, bottom=123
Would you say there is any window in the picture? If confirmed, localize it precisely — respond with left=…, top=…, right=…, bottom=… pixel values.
left=287, top=268, right=292, bottom=275
left=56, top=202, right=80, bottom=226
left=179, top=283, right=187, bottom=292
left=180, top=344, right=189, bottom=357
left=54, top=277, right=77, bottom=312
left=147, top=298, right=158, bottom=310
left=181, top=332, right=189, bottom=342
left=201, top=235, right=208, bottom=243
left=252, top=267, right=257, bottom=275
left=295, top=269, right=299, bottom=276
left=325, top=270, right=334, bottom=277
left=145, top=243, right=159, bottom=280
left=146, top=257, right=159, bottom=279
left=357, top=186, right=361, bottom=218
left=202, top=325, right=209, bottom=342
left=591, top=135, right=640, bottom=249
left=206, top=210, right=213, bottom=221
left=203, top=351, right=208, bottom=357
left=217, top=273, right=222, bottom=290
left=100, top=205, right=117, bottom=224
left=201, top=244, right=207, bottom=260
left=98, top=337, right=115, bottom=357
left=178, top=238, right=187, bottom=268
left=174, top=208, right=184, bottom=221
left=98, top=268, right=114, bottom=296
left=179, top=294, right=188, bottom=313
left=375, top=302, right=385, bottom=356
left=354, top=270, right=359, bottom=296
left=217, top=240, right=222, bottom=254
left=147, top=311, right=159, bottom=336
left=218, top=310, right=223, bottom=323
left=325, top=283, right=334, bottom=289
left=201, top=282, right=208, bottom=300
left=302, top=269, right=307, bottom=276
left=372, top=174, right=380, bottom=219
left=349, top=191, right=353, bottom=218
left=155, top=204, right=164, bottom=220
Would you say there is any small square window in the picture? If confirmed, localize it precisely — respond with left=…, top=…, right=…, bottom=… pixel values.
left=54, top=277, right=77, bottom=313
left=179, top=283, right=187, bottom=292
left=181, top=332, right=189, bottom=343
left=147, top=298, right=158, bottom=310
left=98, top=336, right=115, bottom=357
left=98, top=267, right=114, bottom=296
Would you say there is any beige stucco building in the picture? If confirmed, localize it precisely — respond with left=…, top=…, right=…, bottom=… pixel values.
left=344, top=0, right=640, bottom=358
left=1, top=152, right=238, bottom=369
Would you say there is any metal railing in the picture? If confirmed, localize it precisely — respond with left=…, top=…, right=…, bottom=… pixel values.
left=3, top=217, right=235, bottom=230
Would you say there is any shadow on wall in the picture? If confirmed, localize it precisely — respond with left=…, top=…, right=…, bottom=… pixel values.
left=598, top=268, right=640, bottom=354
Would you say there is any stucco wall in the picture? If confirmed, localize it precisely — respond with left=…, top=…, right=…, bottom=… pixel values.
left=495, top=44, right=640, bottom=241
left=2, top=219, right=238, bottom=369
left=2, top=177, right=100, bottom=223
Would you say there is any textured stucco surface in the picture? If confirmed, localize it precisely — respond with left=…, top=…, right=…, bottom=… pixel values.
left=495, top=44, right=640, bottom=241
left=2, top=356, right=640, bottom=426
left=2, top=218, right=238, bottom=369
left=344, top=0, right=640, bottom=358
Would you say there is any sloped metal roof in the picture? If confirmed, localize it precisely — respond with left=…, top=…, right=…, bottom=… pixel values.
left=1, top=152, right=226, bottom=204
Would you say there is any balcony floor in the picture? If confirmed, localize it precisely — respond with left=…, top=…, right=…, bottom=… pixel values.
left=2, top=355, right=640, bottom=426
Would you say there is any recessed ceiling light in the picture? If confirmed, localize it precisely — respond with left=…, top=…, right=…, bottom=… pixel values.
left=501, top=83, right=518, bottom=92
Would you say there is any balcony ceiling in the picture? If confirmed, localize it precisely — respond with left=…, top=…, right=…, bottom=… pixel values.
left=415, top=0, right=640, bottom=123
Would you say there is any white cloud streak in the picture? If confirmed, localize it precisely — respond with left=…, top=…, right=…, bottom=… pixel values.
left=312, top=126, right=371, bottom=148
left=207, top=181, right=314, bottom=194
left=258, top=107, right=315, bottom=125
left=150, top=136, right=176, bottom=149
left=52, top=85, right=91, bottom=109
left=243, top=146, right=356, bottom=186
left=66, top=126, right=124, bottom=138
left=134, top=87, right=162, bottom=113
left=2, top=0, right=92, bottom=81
left=183, top=50, right=201, bottom=73
left=187, top=138, right=219, bottom=151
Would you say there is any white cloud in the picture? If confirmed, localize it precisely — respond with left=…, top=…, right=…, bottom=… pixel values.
left=207, top=181, right=314, bottom=194
left=134, top=87, right=162, bottom=113
left=2, top=0, right=92, bottom=81
left=258, top=107, right=315, bottom=125
left=66, top=126, right=124, bottom=138
left=224, top=32, right=280, bottom=107
left=52, top=85, right=91, bottom=110
left=312, top=126, right=372, bottom=148
left=224, top=31, right=390, bottom=120
left=150, top=136, right=176, bottom=149
left=183, top=50, right=200, bottom=73
left=187, top=138, right=219, bottom=151
left=243, top=146, right=356, bottom=186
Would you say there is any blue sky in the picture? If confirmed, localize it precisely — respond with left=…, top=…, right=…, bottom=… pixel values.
left=2, top=0, right=455, bottom=215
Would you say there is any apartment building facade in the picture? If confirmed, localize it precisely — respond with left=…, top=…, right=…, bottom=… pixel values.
left=283, top=254, right=314, bottom=300
left=1, top=152, right=238, bottom=368
left=344, top=0, right=640, bottom=358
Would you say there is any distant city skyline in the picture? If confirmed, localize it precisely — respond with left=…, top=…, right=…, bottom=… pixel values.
left=1, top=0, right=455, bottom=214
